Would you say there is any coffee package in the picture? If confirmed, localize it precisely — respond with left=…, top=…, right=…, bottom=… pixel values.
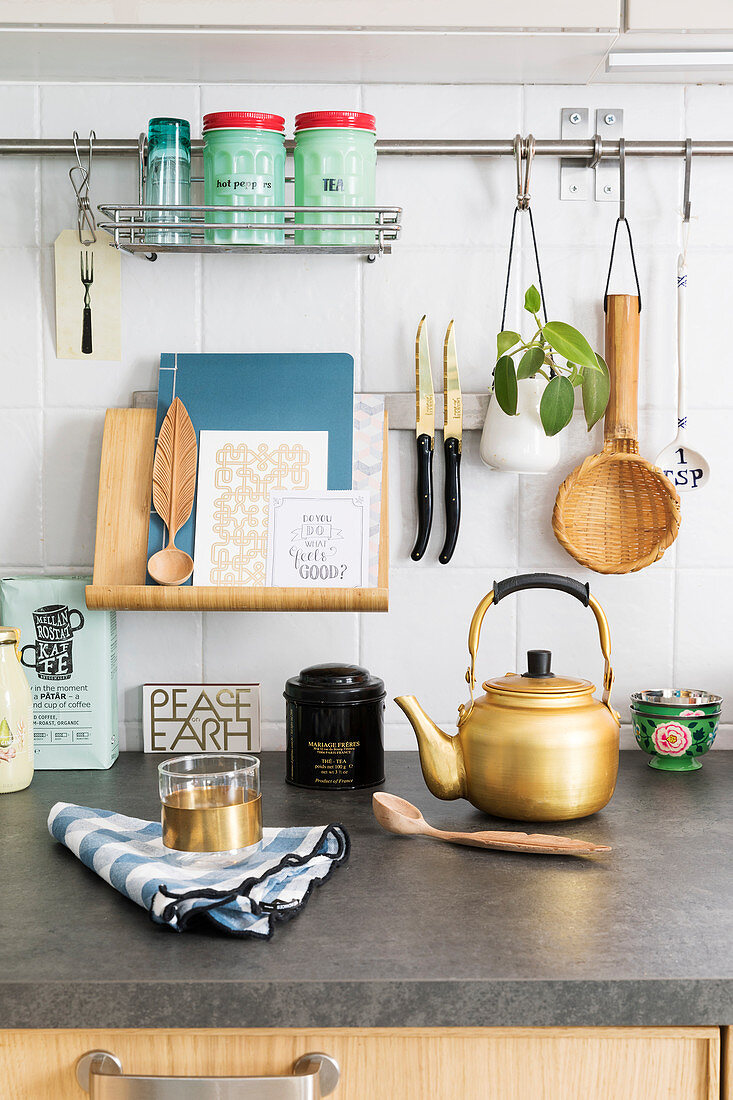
left=0, top=576, right=118, bottom=770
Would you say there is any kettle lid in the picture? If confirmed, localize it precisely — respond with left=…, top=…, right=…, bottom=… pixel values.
left=484, top=650, right=594, bottom=696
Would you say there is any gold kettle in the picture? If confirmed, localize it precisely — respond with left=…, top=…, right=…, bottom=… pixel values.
left=395, top=574, right=621, bottom=821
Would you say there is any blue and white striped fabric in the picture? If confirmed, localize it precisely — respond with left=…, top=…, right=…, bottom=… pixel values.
left=48, top=802, right=349, bottom=936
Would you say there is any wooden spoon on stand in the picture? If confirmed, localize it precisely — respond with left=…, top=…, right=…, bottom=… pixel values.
left=373, top=792, right=611, bottom=856
left=147, top=397, right=198, bottom=586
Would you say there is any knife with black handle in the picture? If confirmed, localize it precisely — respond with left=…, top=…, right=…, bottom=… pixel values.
left=411, top=432, right=434, bottom=560
left=439, top=436, right=461, bottom=564
left=439, top=320, right=463, bottom=564
left=411, top=315, right=435, bottom=561
left=411, top=316, right=433, bottom=558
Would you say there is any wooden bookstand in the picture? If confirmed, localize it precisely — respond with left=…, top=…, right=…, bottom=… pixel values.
left=85, top=408, right=389, bottom=611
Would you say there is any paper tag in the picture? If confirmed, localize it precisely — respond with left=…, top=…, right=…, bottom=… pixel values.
left=53, top=229, right=121, bottom=361
left=266, top=490, right=371, bottom=588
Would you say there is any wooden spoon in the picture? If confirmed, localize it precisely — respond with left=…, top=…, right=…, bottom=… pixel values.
left=372, top=792, right=611, bottom=856
left=147, top=398, right=198, bottom=587
left=148, top=544, right=194, bottom=586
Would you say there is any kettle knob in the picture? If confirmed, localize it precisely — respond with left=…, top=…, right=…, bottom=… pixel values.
left=523, top=649, right=554, bottom=678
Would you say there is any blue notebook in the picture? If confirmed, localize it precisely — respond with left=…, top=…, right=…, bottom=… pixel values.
left=147, top=353, right=354, bottom=584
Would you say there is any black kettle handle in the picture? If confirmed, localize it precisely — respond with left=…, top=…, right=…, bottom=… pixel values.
left=492, top=573, right=590, bottom=607
left=457, top=573, right=614, bottom=728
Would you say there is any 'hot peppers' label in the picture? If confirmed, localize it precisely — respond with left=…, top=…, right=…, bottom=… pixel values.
left=215, top=175, right=273, bottom=195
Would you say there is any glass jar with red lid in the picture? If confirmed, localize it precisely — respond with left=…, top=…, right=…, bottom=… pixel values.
left=293, top=110, right=377, bottom=246
left=202, top=111, right=286, bottom=244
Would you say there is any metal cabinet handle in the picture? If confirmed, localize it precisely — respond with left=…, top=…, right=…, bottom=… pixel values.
left=76, top=1049, right=340, bottom=1098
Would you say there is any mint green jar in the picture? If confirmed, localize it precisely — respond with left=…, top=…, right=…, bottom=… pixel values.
left=294, top=111, right=377, bottom=245
left=203, top=112, right=286, bottom=244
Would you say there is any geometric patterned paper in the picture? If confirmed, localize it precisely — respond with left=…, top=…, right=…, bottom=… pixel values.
left=353, top=396, right=385, bottom=587
left=193, top=431, right=328, bottom=586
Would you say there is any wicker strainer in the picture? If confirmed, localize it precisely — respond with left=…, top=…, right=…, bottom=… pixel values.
left=552, top=294, right=681, bottom=574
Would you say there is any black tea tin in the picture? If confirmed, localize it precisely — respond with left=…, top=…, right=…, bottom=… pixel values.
left=285, top=663, right=386, bottom=789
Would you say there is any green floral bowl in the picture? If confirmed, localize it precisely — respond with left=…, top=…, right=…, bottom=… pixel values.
left=630, top=690, right=722, bottom=771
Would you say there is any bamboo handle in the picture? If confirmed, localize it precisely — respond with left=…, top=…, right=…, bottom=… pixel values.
left=604, top=293, right=640, bottom=441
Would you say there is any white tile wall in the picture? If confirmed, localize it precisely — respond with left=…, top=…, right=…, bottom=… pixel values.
left=0, top=248, right=42, bottom=406
left=0, top=80, right=731, bottom=754
left=201, top=253, right=361, bottom=360
left=202, top=610, right=360, bottom=737
left=0, top=409, right=43, bottom=567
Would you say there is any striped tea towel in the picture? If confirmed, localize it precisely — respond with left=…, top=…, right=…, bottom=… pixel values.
left=48, top=802, right=349, bottom=936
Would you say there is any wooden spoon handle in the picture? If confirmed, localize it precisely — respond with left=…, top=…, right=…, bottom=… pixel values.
left=604, top=293, right=640, bottom=441
left=429, top=827, right=610, bottom=855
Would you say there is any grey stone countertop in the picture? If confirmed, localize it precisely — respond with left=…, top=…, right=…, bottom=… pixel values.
left=1, top=751, right=731, bottom=1029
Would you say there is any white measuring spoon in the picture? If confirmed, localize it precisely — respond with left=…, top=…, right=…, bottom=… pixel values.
left=655, top=255, right=710, bottom=491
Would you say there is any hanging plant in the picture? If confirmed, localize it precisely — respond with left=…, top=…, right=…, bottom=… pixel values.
left=493, top=285, right=610, bottom=437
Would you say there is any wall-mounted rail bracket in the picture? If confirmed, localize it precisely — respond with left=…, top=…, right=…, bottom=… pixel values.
left=560, top=108, right=624, bottom=202
left=594, top=108, right=624, bottom=202
left=560, top=108, right=590, bottom=200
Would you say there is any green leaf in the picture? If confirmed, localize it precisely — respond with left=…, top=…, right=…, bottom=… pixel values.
left=497, top=330, right=521, bottom=358
left=493, top=355, right=518, bottom=416
left=542, top=321, right=598, bottom=371
left=582, top=353, right=611, bottom=430
left=524, top=285, right=542, bottom=314
left=517, top=346, right=545, bottom=379
left=539, top=375, right=575, bottom=437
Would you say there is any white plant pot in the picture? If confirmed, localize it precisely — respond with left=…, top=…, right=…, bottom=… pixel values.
left=480, top=376, right=561, bottom=474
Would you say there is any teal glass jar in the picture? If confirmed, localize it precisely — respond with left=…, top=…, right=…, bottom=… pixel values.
left=294, top=111, right=377, bottom=245
left=144, top=117, right=190, bottom=245
left=203, top=112, right=286, bottom=245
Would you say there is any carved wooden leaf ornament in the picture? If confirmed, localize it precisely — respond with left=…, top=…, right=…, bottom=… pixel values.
left=151, top=397, right=198, bottom=543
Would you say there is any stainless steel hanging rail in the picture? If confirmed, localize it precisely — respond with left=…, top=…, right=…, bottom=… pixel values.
left=2, top=137, right=733, bottom=158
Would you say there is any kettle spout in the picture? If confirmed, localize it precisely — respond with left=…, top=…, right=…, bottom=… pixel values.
left=394, top=695, right=465, bottom=801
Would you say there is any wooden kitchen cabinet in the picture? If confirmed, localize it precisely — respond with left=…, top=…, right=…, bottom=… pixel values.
left=0, top=1, right=622, bottom=29
left=0, top=1, right=620, bottom=83
left=626, top=0, right=733, bottom=31
left=0, top=1026, right=721, bottom=1099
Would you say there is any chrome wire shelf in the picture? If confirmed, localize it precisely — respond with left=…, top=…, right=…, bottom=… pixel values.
left=97, top=203, right=402, bottom=259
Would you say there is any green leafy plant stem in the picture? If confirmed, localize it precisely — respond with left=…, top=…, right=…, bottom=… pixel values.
left=492, top=284, right=608, bottom=437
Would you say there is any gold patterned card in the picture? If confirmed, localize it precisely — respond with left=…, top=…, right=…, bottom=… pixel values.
left=193, top=431, right=328, bottom=586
